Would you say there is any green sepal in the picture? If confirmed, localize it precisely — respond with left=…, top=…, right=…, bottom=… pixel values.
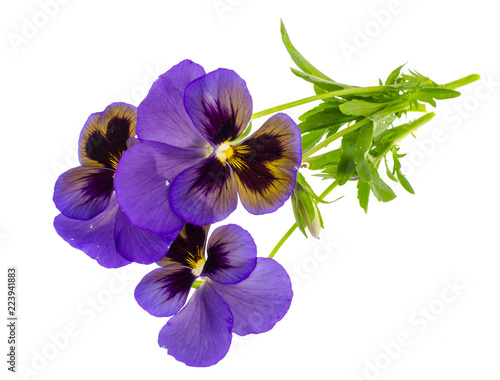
left=291, top=192, right=308, bottom=238
left=304, top=149, right=342, bottom=171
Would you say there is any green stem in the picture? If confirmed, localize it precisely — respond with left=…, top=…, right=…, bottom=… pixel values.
left=443, top=74, right=481, bottom=90
left=268, top=224, right=298, bottom=259
left=268, top=181, right=339, bottom=258
left=251, top=86, right=390, bottom=120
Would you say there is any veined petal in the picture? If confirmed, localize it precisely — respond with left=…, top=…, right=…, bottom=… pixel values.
left=157, top=223, right=208, bottom=269
left=53, top=196, right=131, bottom=268
left=114, top=141, right=205, bottom=234
left=184, top=69, right=252, bottom=147
left=158, top=282, right=233, bottom=367
left=203, top=224, right=257, bottom=284
left=135, top=266, right=195, bottom=317
left=79, top=102, right=136, bottom=170
left=53, top=166, right=114, bottom=220
left=114, top=209, right=176, bottom=265
left=137, top=60, right=208, bottom=148
left=210, top=257, right=292, bottom=336
left=231, top=113, right=301, bottom=215
left=169, top=155, right=238, bottom=226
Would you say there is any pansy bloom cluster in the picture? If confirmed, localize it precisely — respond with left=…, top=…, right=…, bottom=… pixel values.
left=53, top=22, right=479, bottom=368
left=54, top=59, right=301, bottom=366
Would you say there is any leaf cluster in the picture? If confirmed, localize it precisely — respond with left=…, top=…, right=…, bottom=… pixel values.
left=281, top=21, right=460, bottom=214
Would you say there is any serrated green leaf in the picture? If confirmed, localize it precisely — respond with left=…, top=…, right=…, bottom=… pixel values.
left=411, top=88, right=460, bottom=107
left=339, top=99, right=389, bottom=117
left=337, top=129, right=359, bottom=185
left=384, top=157, right=398, bottom=182
left=396, top=169, right=415, bottom=194
left=356, top=157, right=371, bottom=182
left=354, top=122, right=374, bottom=164
left=357, top=180, right=371, bottom=213
left=280, top=20, right=332, bottom=81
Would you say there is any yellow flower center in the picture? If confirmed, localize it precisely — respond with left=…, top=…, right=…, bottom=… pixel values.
left=191, top=259, right=206, bottom=277
left=215, top=141, right=234, bottom=162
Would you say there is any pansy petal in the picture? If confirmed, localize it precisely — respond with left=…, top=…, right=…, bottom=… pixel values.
left=169, top=155, right=238, bottom=226
left=53, top=196, right=131, bottom=268
left=210, top=257, right=292, bottom=336
left=231, top=113, right=301, bottom=215
left=135, top=266, right=195, bottom=317
left=53, top=166, right=114, bottom=220
left=137, top=60, right=207, bottom=148
left=114, top=208, right=176, bottom=264
left=158, top=223, right=208, bottom=268
left=79, top=102, right=136, bottom=170
left=158, top=282, right=233, bottom=367
left=202, top=224, right=257, bottom=284
left=184, top=69, right=252, bottom=146
left=114, top=141, right=205, bottom=234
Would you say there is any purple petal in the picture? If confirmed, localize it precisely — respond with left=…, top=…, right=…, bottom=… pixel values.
left=137, top=60, right=208, bottom=148
left=209, top=258, right=292, bottom=336
left=114, top=141, right=205, bottom=234
left=158, top=282, right=233, bottom=367
left=135, top=266, right=195, bottom=317
left=53, top=166, right=114, bottom=220
left=232, top=113, right=302, bottom=215
left=53, top=196, right=131, bottom=268
left=114, top=208, right=177, bottom=264
left=202, top=224, right=257, bottom=284
left=184, top=69, right=252, bottom=146
left=169, top=155, right=238, bottom=226
left=158, top=223, right=208, bottom=268
left=79, top=102, right=136, bottom=170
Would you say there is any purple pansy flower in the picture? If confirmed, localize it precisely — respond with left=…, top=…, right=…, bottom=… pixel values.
left=53, top=103, right=177, bottom=267
left=114, top=59, right=302, bottom=235
left=135, top=222, right=293, bottom=367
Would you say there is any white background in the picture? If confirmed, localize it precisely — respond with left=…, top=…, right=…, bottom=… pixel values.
left=1, top=0, right=499, bottom=379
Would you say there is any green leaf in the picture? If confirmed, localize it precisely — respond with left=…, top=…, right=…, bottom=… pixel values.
left=370, top=170, right=397, bottom=202
left=336, top=129, right=359, bottom=185
left=305, top=149, right=342, bottom=170
left=385, top=63, right=406, bottom=85
left=301, top=129, right=324, bottom=154
left=340, top=99, right=389, bottom=117
left=357, top=180, right=371, bottom=213
left=280, top=20, right=332, bottom=81
left=384, top=157, right=398, bottom=182
left=354, top=121, right=374, bottom=164
left=411, top=88, right=460, bottom=107
left=396, top=169, right=415, bottom=194
left=356, top=157, right=371, bottom=182
left=298, top=102, right=356, bottom=134
left=291, top=69, right=349, bottom=92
